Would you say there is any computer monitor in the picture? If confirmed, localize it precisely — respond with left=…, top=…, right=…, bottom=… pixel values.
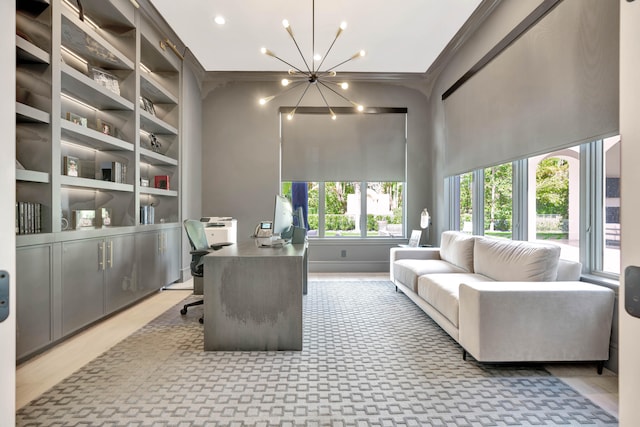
left=273, top=194, right=293, bottom=238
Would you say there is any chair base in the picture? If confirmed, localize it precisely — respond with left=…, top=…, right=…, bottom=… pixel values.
left=180, top=299, right=203, bottom=315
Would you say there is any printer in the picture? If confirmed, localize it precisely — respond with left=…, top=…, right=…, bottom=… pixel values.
left=199, top=217, right=237, bottom=246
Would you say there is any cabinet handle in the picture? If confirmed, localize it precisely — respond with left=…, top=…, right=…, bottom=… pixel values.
left=98, top=242, right=105, bottom=270
left=107, top=240, right=113, bottom=268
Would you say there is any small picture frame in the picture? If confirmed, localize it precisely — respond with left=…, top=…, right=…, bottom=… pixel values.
left=66, top=112, right=87, bottom=127
left=96, top=119, right=114, bottom=136
left=64, top=155, right=80, bottom=177
left=72, top=209, right=96, bottom=229
left=140, top=178, right=150, bottom=187
left=154, top=175, right=169, bottom=190
left=98, top=207, right=112, bottom=227
left=140, top=96, right=156, bottom=116
left=90, top=66, right=120, bottom=96
left=408, top=230, right=422, bottom=247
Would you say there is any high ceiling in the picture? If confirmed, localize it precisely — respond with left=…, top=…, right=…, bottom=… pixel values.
left=149, top=0, right=482, bottom=74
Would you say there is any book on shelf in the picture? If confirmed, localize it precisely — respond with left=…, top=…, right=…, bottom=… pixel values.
left=140, top=205, right=155, bottom=225
left=16, top=201, right=43, bottom=235
left=100, top=161, right=127, bottom=184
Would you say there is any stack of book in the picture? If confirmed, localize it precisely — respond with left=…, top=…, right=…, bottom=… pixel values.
left=16, top=201, right=42, bottom=234
left=140, top=205, right=155, bottom=225
left=101, top=161, right=127, bottom=183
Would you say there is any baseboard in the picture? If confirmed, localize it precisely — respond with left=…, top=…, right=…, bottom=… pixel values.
left=309, top=260, right=390, bottom=273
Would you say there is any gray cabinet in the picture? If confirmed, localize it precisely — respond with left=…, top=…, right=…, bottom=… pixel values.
left=61, top=238, right=105, bottom=335
left=105, top=234, right=138, bottom=313
left=136, top=227, right=180, bottom=290
left=16, top=244, right=53, bottom=360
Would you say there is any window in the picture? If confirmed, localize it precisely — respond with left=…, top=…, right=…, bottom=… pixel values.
left=528, top=147, right=580, bottom=263
left=459, top=172, right=473, bottom=233
left=281, top=181, right=404, bottom=239
left=447, top=137, right=621, bottom=278
left=484, top=163, right=512, bottom=239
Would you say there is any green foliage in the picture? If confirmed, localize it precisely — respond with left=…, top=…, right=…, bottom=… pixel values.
left=459, top=172, right=473, bottom=216
left=536, top=158, right=569, bottom=217
left=484, top=164, right=513, bottom=231
left=325, top=214, right=355, bottom=231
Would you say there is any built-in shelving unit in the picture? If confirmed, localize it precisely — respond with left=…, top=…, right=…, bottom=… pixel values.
left=15, top=0, right=183, bottom=361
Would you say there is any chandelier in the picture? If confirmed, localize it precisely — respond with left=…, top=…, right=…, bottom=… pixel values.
left=258, top=0, right=366, bottom=120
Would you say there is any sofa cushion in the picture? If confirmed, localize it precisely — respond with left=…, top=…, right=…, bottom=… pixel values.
left=439, top=231, right=476, bottom=272
left=473, top=237, right=561, bottom=282
left=417, top=273, right=493, bottom=327
left=394, top=259, right=467, bottom=292
left=556, top=259, right=582, bottom=281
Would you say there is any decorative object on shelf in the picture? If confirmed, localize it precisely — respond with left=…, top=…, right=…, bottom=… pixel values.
left=16, top=201, right=42, bottom=235
left=140, top=178, right=149, bottom=187
left=15, top=159, right=26, bottom=170
left=140, top=96, right=156, bottom=116
left=61, top=216, right=69, bottom=231
left=96, top=118, right=114, bottom=136
left=72, top=209, right=96, bottom=229
left=140, top=205, right=155, bottom=225
left=66, top=112, right=87, bottom=127
left=98, top=207, right=112, bottom=227
left=258, top=0, right=366, bottom=120
left=149, top=133, right=162, bottom=153
left=63, top=155, right=80, bottom=177
left=90, top=66, right=120, bottom=95
left=154, top=175, right=169, bottom=190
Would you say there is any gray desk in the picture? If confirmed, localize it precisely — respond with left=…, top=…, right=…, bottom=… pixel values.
left=203, top=241, right=308, bottom=351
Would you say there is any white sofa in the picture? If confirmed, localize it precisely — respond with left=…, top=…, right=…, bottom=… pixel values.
left=390, top=231, right=615, bottom=371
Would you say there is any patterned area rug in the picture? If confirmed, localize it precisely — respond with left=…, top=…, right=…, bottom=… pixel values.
left=17, top=280, right=618, bottom=426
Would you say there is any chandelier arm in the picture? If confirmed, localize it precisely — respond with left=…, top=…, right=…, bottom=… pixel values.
left=317, top=80, right=359, bottom=107
left=270, top=53, right=309, bottom=76
left=316, top=33, right=340, bottom=72
left=286, top=31, right=313, bottom=74
left=324, top=55, right=359, bottom=73
left=293, top=83, right=312, bottom=110
left=315, top=85, right=336, bottom=118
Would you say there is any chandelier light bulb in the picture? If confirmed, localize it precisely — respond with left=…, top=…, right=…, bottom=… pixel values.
left=313, top=54, right=322, bottom=61
left=282, top=19, right=290, bottom=28
left=281, top=79, right=290, bottom=86
left=260, top=47, right=267, bottom=54
left=287, top=113, right=294, bottom=120
left=214, top=15, right=225, bottom=25
left=340, top=82, right=349, bottom=90
left=340, top=22, right=348, bottom=30
left=331, top=113, right=337, bottom=120
left=357, top=105, right=364, bottom=112
left=259, top=96, right=274, bottom=105
left=359, top=50, right=366, bottom=57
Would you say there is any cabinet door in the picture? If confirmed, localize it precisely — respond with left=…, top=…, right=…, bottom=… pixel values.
left=61, top=238, right=105, bottom=335
left=105, top=234, right=137, bottom=313
left=16, top=245, right=53, bottom=359
left=162, top=227, right=181, bottom=286
left=135, top=231, right=162, bottom=293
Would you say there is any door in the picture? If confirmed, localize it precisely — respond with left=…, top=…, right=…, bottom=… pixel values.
left=1, top=1, right=16, bottom=422
left=60, top=238, right=105, bottom=335
left=136, top=231, right=162, bottom=293
left=162, top=227, right=181, bottom=286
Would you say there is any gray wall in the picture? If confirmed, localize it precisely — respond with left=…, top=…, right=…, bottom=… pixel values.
left=180, top=60, right=203, bottom=278
left=200, top=79, right=431, bottom=271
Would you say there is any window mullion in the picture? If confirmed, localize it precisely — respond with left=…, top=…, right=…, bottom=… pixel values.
left=512, top=159, right=528, bottom=241
left=473, top=169, right=485, bottom=236
left=318, top=182, right=326, bottom=238
left=360, top=182, right=367, bottom=238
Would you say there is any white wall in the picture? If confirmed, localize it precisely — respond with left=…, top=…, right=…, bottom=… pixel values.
left=0, top=2, right=16, bottom=424
left=199, top=79, right=431, bottom=271
left=618, top=1, right=640, bottom=424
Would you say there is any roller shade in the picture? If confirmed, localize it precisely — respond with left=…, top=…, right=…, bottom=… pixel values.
left=281, top=109, right=407, bottom=182
left=443, top=0, right=619, bottom=176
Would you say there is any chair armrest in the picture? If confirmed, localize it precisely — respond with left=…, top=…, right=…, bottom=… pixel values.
left=458, top=281, right=615, bottom=362
left=190, top=249, right=210, bottom=256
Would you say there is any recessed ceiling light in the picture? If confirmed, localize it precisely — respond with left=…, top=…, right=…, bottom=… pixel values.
left=214, top=15, right=226, bottom=25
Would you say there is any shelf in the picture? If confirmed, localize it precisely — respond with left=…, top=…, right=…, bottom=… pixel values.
left=61, top=120, right=134, bottom=152
left=16, top=35, right=50, bottom=64
left=140, top=187, right=178, bottom=197
left=16, top=169, right=50, bottom=183
left=139, top=148, right=178, bottom=166
left=140, top=110, right=178, bottom=135
left=16, top=102, right=50, bottom=124
left=59, top=175, right=134, bottom=192
left=140, top=74, right=178, bottom=105
left=61, top=8, right=134, bottom=71
left=61, top=64, right=134, bottom=111
left=140, top=34, right=180, bottom=73
left=78, top=1, right=135, bottom=30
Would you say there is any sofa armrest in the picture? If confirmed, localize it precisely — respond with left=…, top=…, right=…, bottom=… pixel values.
left=458, top=281, right=615, bottom=362
left=389, top=247, right=441, bottom=282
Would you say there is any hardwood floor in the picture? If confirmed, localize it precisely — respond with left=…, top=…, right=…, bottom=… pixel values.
left=16, top=274, right=619, bottom=419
